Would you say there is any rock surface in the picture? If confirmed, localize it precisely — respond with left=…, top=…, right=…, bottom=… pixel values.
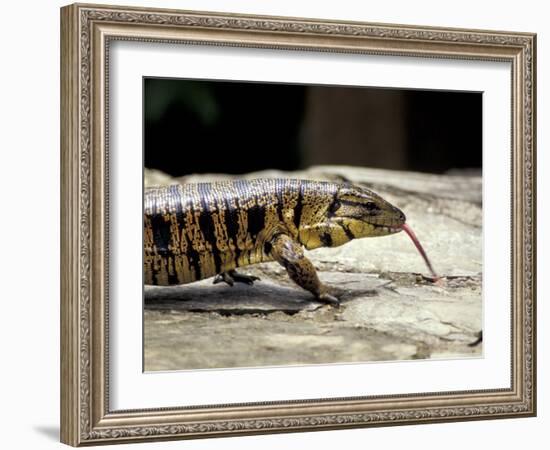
left=144, top=166, right=482, bottom=371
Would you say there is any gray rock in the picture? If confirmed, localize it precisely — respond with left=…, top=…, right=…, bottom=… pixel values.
left=143, top=165, right=483, bottom=371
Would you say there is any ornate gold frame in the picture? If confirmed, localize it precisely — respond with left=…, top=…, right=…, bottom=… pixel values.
left=60, top=3, right=536, bottom=446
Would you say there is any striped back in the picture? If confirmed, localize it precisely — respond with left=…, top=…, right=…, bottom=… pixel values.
left=144, top=179, right=338, bottom=285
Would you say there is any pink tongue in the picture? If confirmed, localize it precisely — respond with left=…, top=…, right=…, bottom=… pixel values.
left=400, top=223, right=439, bottom=280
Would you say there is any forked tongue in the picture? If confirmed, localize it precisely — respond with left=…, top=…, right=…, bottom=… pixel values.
left=400, top=223, right=440, bottom=281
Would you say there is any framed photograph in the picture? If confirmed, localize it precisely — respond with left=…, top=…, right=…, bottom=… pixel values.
left=60, top=3, right=536, bottom=446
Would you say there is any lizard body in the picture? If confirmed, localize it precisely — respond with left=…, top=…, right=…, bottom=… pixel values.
left=144, top=178, right=406, bottom=304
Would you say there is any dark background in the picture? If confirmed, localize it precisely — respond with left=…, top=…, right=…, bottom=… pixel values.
left=144, top=78, right=482, bottom=176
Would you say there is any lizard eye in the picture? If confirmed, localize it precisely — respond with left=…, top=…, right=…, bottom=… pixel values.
left=365, top=202, right=379, bottom=211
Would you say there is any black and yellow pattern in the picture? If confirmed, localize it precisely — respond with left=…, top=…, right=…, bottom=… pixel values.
left=144, top=179, right=406, bottom=304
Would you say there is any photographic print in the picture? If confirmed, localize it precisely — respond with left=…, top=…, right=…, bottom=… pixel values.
left=61, top=4, right=535, bottom=445
left=143, top=78, right=483, bottom=371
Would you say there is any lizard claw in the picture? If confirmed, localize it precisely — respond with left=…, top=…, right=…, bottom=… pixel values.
left=318, top=292, right=341, bottom=308
left=213, top=272, right=234, bottom=286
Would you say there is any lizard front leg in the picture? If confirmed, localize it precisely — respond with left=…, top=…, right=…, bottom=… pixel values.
left=268, top=233, right=339, bottom=306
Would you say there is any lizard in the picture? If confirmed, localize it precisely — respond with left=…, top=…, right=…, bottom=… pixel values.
left=144, top=178, right=415, bottom=306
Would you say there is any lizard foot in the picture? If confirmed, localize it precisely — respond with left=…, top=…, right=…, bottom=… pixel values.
left=213, top=270, right=260, bottom=286
left=317, top=292, right=340, bottom=308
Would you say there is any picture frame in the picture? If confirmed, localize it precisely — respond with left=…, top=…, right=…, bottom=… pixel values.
left=60, top=2, right=536, bottom=446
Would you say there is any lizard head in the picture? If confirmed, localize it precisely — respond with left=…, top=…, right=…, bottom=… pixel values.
left=329, top=183, right=406, bottom=239
left=298, top=183, right=406, bottom=250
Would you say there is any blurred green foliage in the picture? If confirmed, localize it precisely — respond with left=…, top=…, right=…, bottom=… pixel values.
left=145, top=78, right=220, bottom=126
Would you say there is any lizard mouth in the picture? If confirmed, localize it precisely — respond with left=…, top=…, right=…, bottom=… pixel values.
left=372, top=224, right=403, bottom=235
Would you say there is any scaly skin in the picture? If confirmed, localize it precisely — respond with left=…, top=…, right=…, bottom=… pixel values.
left=144, top=178, right=406, bottom=305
